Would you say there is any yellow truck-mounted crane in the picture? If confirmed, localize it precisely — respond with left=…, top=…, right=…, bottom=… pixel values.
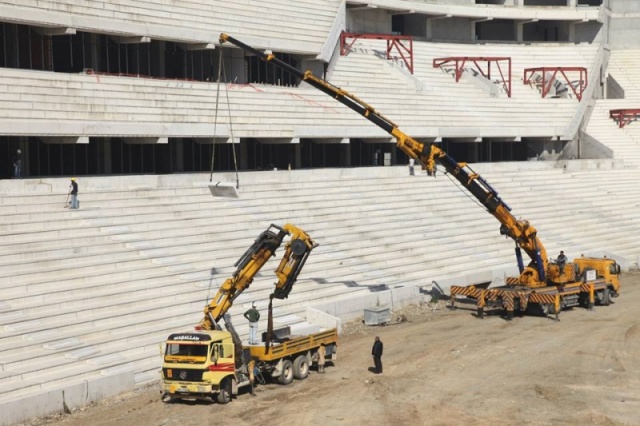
left=219, top=33, right=620, bottom=320
left=162, top=224, right=336, bottom=404
left=199, top=223, right=317, bottom=330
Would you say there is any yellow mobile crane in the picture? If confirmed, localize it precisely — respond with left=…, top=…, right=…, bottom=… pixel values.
left=219, top=34, right=620, bottom=320
left=162, top=224, right=336, bottom=404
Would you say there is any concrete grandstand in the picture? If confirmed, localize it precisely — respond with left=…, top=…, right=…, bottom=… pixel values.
left=2, top=0, right=640, bottom=424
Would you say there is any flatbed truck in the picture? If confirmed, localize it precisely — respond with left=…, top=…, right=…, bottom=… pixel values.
left=162, top=327, right=337, bottom=403
left=161, top=223, right=337, bottom=403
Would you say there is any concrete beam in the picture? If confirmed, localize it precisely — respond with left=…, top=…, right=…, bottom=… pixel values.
left=187, top=43, right=215, bottom=51
left=472, top=17, right=494, bottom=24
left=40, top=136, right=89, bottom=144
left=123, top=137, right=168, bottom=144
left=390, top=10, right=416, bottom=16
left=426, top=14, right=452, bottom=21
left=308, top=138, right=349, bottom=144
left=193, top=137, right=239, bottom=144
left=118, top=36, right=151, bottom=44
left=41, top=27, right=76, bottom=36
left=349, top=4, right=377, bottom=10
left=361, top=137, right=395, bottom=144
left=257, top=137, right=300, bottom=144
left=485, top=136, right=522, bottom=142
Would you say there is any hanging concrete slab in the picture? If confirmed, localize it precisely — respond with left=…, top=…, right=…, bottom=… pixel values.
left=208, top=181, right=240, bottom=198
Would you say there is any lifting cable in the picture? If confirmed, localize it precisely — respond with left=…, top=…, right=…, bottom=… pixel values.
left=209, top=49, right=240, bottom=190
left=439, top=165, right=489, bottom=213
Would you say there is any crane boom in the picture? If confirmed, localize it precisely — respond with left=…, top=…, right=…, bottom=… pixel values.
left=219, top=33, right=548, bottom=287
left=201, top=223, right=317, bottom=330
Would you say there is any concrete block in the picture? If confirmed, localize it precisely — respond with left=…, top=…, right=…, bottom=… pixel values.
left=23, top=329, right=59, bottom=342
left=305, top=307, right=341, bottom=333
left=86, top=370, right=135, bottom=406
left=4, top=319, right=42, bottom=332
left=86, top=354, right=127, bottom=366
left=165, top=264, right=195, bottom=273
left=65, top=347, right=100, bottom=360
left=135, top=370, right=160, bottom=386
left=289, top=322, right=321, bottom=336
left=43, top=338, right=82, bottom=351
left=0, top=388, right=62, bottom=426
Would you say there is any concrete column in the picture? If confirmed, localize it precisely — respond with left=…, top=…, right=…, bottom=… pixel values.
left=294, top=143, right=302, bottom=169
left=568, top=22, right=576, bottom=42
left=240, top=139, right=248, bottom=170
left=102, top=138, right=112, bottom=174
left=89, top=34, right=99, bottom=70
left=174, top=139, right=184, bottom=172
left=152, top=40, right=166, bottom=77
left=339, top=143, right=350, bottom=167
left=568, top=0, right=577, bottom=6
left=516, top=22, right=524, bottom=42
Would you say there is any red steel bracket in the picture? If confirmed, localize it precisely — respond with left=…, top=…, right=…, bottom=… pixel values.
left=609, top=108, right=640, bottom=128
left=340, top=32, right=414, bottom=74
left=432, top=56, right=512, bottom=98
left=523, top=67, right=587, bottom=101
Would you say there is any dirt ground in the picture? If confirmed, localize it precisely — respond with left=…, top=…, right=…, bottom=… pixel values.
left=23, top=272, right=640, bottom=426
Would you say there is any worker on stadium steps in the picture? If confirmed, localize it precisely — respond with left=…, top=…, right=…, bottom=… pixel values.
left=557, top=250, right=568, bottom=275
left=244, top=302, right=260, bottom=345
left=409, top=158, right=415, bottom=176
left=12, top=149, right=22, bottom=179
left=69, top=178, right=79, bottom=209
left=371, top=336, right=383, bottom=375
left=317, top=344, right=326, bottom=374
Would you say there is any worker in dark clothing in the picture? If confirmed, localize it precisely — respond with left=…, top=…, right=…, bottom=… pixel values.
left=244, top=302, right=260, bottom=345
left=557, top=250, right=567, bottom=275
left=371, top=336, right=383, bottom=374
left=12, top=149, right=22, bottom=178
left=69, top=178, right=79, bottom=209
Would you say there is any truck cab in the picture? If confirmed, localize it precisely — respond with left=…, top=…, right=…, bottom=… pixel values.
left=162, top=330, right=249, bottom=404
left=161, top=327, right=338, bottom=404
left=574, top=256, right=621, bottom=296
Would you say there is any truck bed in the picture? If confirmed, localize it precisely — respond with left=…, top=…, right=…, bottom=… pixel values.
left=247, top=328, right=338, bottom=362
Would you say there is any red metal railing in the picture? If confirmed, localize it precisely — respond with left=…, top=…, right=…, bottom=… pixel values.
left=340, top=32, right=414, bottom=74
left=523, top=67, right=587, bottom=101
left=609, top=109, right=640, bottom=128
left=432, top=56, right=512, bottom=98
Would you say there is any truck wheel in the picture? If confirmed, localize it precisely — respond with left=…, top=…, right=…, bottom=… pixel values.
left=277, top=360, right=294, bottom=385
left=216, top=378, right=232, bottom=404
left=293, top=355, right=309, bottom=380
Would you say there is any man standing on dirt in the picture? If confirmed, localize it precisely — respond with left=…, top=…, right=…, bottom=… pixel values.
left=372, top=336, right=383, bottom=374
left=244, top=302, right=260, bottom=345
left=317, top=343, right=326, bottom=374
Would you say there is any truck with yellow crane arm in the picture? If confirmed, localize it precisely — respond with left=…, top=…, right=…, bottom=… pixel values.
left=161, top=223, right=337, bottom=404
left=218, top=33, right=621, bottom=321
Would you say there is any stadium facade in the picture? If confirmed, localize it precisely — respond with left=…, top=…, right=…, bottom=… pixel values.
left=1, top=0, right=638, bottom=179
